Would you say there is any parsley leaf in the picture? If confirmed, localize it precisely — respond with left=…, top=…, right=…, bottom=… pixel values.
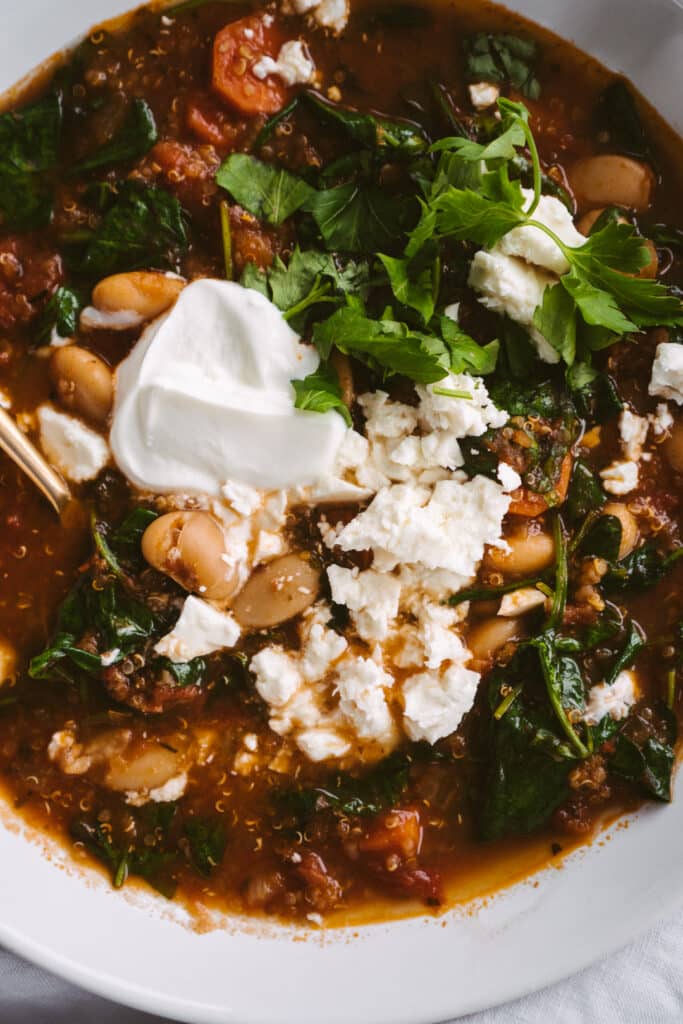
left=432, top=188, right=527, bottom=248
left=313, top=306, right=450, bottom=383
left=306, top=182, right=417, bottom=253
left=217, top=154, right=315, bottom=226
left=377, top=246, right=439, bottom=323
left=292, top=361, right=352, bottom=426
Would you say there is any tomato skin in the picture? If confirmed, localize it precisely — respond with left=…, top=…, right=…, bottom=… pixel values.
left=212, top=15, right=289, bottom=116
left=508, top=453, right=573, bottom=517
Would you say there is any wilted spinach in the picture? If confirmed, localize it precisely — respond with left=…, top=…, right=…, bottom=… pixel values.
left=0, top=92, right=62, bottom=230
left=72, top=99, right=158, bottom=174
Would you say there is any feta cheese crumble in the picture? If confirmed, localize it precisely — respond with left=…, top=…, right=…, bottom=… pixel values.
left=285, top=0, right=349, bottom=32
left=649, top=342, right=683, bottom=404
left=468, top=82, right=501, bottom=110
left=252, top=40, right=315, bottom=85
left=619, top=408, right=649, bottom=462
left=583, top=670, right=639, bottom=726
left=600, top=459, right=639, bottom=496
left=37, top=404, right=110, bottom=482
left=327, top=566, right=401, bottom=641
left=403, top=662, right=479, bottom=744
left=154, top=596, right=241, bottom=662
left=468, top=190, right=587, bottom=363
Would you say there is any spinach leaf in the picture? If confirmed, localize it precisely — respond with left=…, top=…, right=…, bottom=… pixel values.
left=571, top=371, right=622, bottom=424
left=304, top=90, right=429, bottom=158
left=579, top=513, right=622, bottom=562
left=609, top=707, right=676, bottom=802
left=217, top=154, right=315, bottom=226
left=313, top=306, right=451, bottom=383
left=463, top=33, right=540, bottom=100
left=72, top=99, right=158, bottom=174
left=530, top=632, right=588, bottom=755
left=479, top=657, right=573, bottom=841
left=605, top=620, right=645, bottom=686
left=35, top=286, right=83, bottom=344
left=292, top=362, right=353, bottom=426
left=81, top=183, right=188, bottom=277
left=90, top=584, right=155, bottom=654
left=307, top=182, right=417, bottom=253
left=565, top=460, right=605, bottom=525
left=594, top=82, right=649, bottom=161
left=158, top=656, right=207, bottom=687
left=605, top=543, right=683, bottom=592
left=183, top=819, right=227, bottom=877
left=274, top=751, right=412, bottom=823
left=111, top=508, right=159, bottom=552
left=0, top=93, right=63, bottom=229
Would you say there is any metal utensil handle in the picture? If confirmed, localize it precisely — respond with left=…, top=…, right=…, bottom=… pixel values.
left=0, top=408, right=71, bottom=515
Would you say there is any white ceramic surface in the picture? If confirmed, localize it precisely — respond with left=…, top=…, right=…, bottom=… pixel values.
left=1, top=2, right=683, bottom=1022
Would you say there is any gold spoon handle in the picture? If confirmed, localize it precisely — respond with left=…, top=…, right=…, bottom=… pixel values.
left=0, top=408, right=71, bottom=515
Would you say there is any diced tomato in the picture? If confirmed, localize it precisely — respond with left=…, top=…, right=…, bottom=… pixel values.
left=508, top=453, right=573, bottom=517
left=212, top=15, right=289, bottom=117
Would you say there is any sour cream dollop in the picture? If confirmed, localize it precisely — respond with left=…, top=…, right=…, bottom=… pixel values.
left=110, top=279, right=347, bottom=494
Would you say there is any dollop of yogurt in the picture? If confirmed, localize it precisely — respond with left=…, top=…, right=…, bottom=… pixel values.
left=110, top=279, right=347, bottom=494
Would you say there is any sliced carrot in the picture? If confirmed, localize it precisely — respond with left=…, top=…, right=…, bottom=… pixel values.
left=212, top=15, right=289, bottom=117
left=508, top=453, right=573, bottom=518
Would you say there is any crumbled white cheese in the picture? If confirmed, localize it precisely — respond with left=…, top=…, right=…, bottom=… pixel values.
left=402, top=662, right=479, bottom=744
left=583, top=670, right=639, bottom=726
left=498, top=586, right=546, bottom=617
left=250, top=647, right=303, bottom=707
left=126, top=772, right=188, bottom=807
left=327, top=566, right=401, bottom=641
left=619, top=408, right=649, bottom=461
left=37, top=404, right=110, bottom=482
left=286, top=0, right=349, bottom=31
left=252, top=40, right=315, bottom=85
left=100, top=648, right=121, bottom=667
left=80, top=306, right=146, bottom=331
left=497, top=461, right=522, bottom=492
left=469, top=190, right=586, bottom=363
left=468, top=82, right=501, bottom=110
left=649, top=342, right=683, bottom=405
left=600, top=459, right=639, bottom=496
left=253, top=530, right=285, bottom=564
left=329, top=476, right=510, bottom=590
left=300, top=620, right=348, bottom=679
left=221, top=479, right=262, bottom=516
left=334, top=656, right=396, bottom=745
left=444, top=302, right=461, bottom=322
left=154, top=596, right=240, bottom=662
left=416, top=374, right=508, bottom=436
left=498, top=190, right=586, bottom=277
left=296, top=728, right=351, bottom=762
left=650, top=403, right=674, bottom=436
left=468, top=249, right=559, bottom=363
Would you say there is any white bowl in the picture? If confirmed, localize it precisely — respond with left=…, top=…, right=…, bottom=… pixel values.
left=1, top=2, right=683, bottom=1021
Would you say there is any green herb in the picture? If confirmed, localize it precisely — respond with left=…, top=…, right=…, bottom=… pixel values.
left=378, top=248, right=439, bottom=323
left=292, top=361, right=352, bottom=426
left=307, top=181, right=417, bottom=253
left=183, top=819, right=227, bottom=877
left=609, top=706, right=676, bottom=801
left=217, top=154, right=315, bottom=226
left=35, top=286, right=82, bottom=345
left=605, top=543, right=683, bottom=592
left=81, top=183, right=188, bottom=277
left=565, top=460, right=606, bottom=525
left=72, top=99, right=157, bottom=174
left=547, top=515, right=569, bottom=630
left=463, top=33, right=541, bottom=100
left=579, top=513, right=622, bottom=562
left=304, top=90, right=429, bottom=158
left=253, top=97, right=301, bottom=150
left=313, top=306, right=451, bottom=383
left=666, top=668, right=677, bottom=710
left=479, top=654, right=573, bottom=841
left=440, top=316, right=500, bottom=375
left=448, top=577, right=548, bottom=607
left=594, top=81, right=649, bottom=161
left=111, top=508, right=158, bottom=551
left=531, top=633, right=587, bottom=757
left=274, top=751, right=412, bottom=823
left=158, top=656, right=207, bottom=687
left=0, top=93, right=62, bottom=230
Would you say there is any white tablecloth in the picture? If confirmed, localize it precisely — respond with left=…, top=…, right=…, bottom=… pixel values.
left=2, top=912, right=682, bottom=1023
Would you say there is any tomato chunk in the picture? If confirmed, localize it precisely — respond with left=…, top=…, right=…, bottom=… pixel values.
left=212, top=15, right=289, bottom=116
